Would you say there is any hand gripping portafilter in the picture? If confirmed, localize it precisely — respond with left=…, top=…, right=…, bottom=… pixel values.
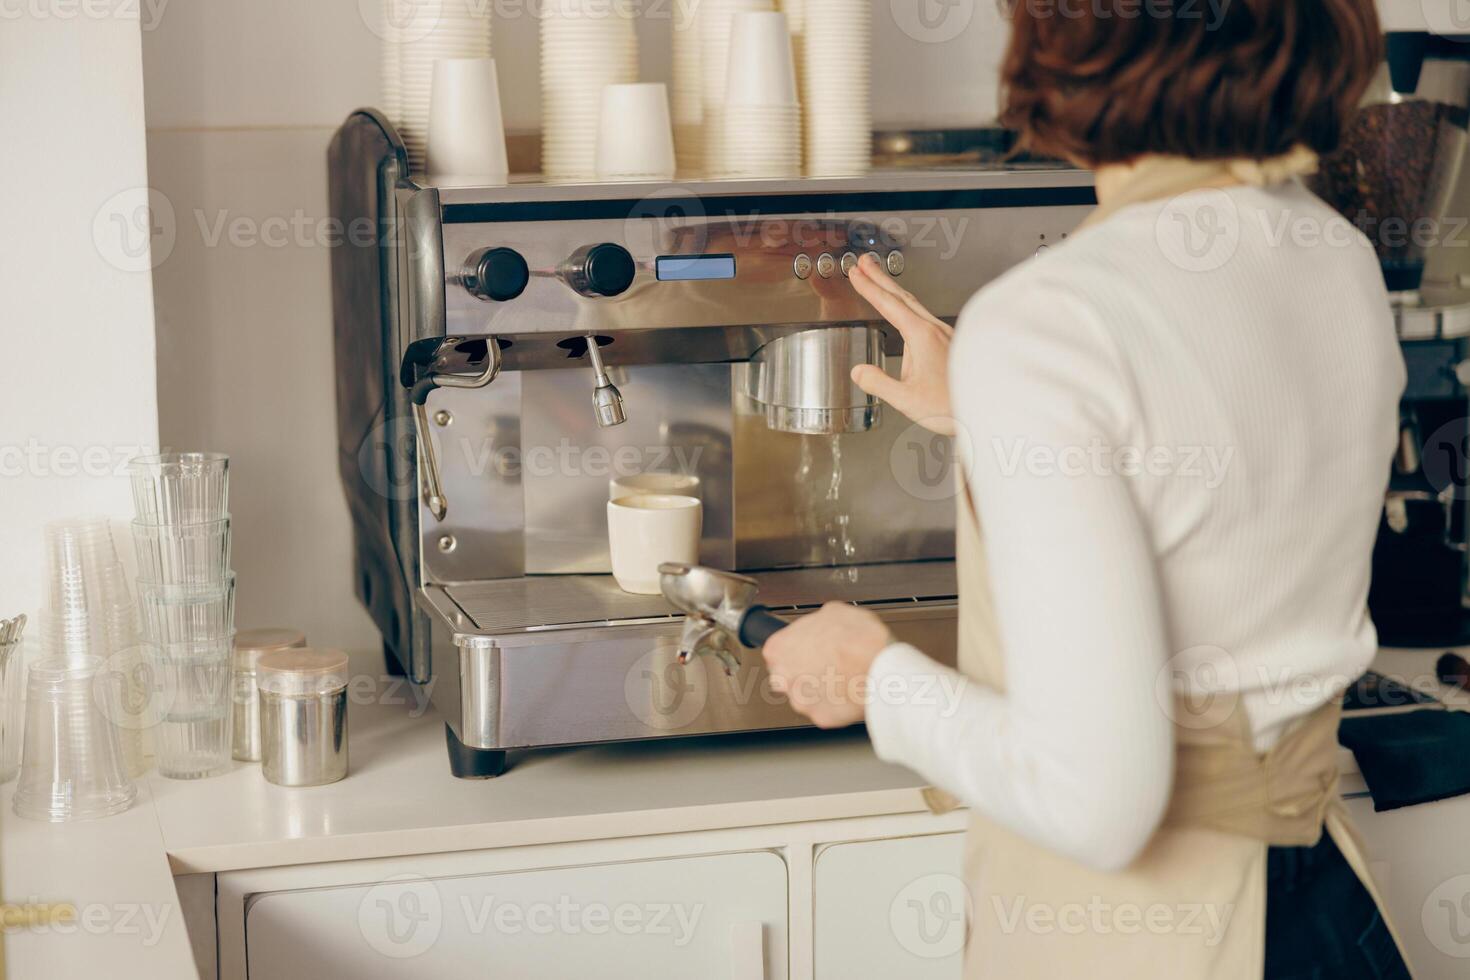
left=658, top=563, right=789, bottom=676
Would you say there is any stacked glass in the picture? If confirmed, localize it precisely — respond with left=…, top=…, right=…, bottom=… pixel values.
left=128, top=452, right=235, bottom=779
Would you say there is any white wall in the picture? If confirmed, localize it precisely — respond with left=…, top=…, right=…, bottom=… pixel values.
left=0, top=14, right=159, bottom=623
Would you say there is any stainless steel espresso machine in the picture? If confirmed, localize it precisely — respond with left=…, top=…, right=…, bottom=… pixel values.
left=328, top=109, right=1094, bottom=775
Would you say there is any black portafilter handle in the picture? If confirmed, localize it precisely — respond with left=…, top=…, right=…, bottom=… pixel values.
left=738, top=605, right=788, bottom=648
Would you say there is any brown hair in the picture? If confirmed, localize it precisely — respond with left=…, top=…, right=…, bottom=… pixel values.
left=999, top=0, right=1383, bottom=165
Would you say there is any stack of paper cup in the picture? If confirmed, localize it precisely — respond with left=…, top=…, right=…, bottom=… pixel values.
left=427, top=58, right=509, bottom=186
left=375, top=0, right=494, bottom=175
left=541, top=0, right=639, bottom=181
left=699, top=0, right=775, bottom=173
left=670, top=8, right=703, bottom=176
left=781, top=0, right=806, bottom=157
left=597, top=83, right=676, bottom=181
left=803, top=0, right=871, bottom=176
left=717, top=11, right=801, bottom=179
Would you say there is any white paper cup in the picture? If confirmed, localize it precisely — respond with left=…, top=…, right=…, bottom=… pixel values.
left=609, top=472, right=701, bottom=501
left=596, top=83, right=677, bottom=181
left=426, top=57, right=509, bottom=185
left=726, top=11, right=798, bottom=107
left=607, top=494, right=702, bottom=595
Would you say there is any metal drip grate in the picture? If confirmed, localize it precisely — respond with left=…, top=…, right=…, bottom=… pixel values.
left=444, top=561, right=957, bottom=634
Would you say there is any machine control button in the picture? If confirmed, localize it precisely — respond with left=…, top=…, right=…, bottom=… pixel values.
left=566, top=242, right=637, bottom=297
left=840, top=251, right=858, bottom=277
left=1035, top=243, right=1051, bottom=256
left=793, top=253, right=813, bottom=280
left=816, top=252, right=837, bottom=278
left=463, top=247, right=530, bottom=302
left=863, top=250, right=882, bottom=270
left=886, top=250, right=906, bottom=276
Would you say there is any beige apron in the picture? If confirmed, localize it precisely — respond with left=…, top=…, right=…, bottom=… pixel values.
left=931, top=153, right=1411, bottom=978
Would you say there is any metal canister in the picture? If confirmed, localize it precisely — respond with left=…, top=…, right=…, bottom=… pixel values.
left=256, top=648, right=349, bottom=787
left=232, top=628, right=306, bottom=762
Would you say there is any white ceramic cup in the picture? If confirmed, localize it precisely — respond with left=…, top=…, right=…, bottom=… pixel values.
left=726, top=11, right=798, bottom=107
left=609, top=472, right=701, bottom=502
left=607, top=494, right=702, bottom=595
left=426, top=57, right=509, bottom=186
left=595, top=82, right=677, bottom=181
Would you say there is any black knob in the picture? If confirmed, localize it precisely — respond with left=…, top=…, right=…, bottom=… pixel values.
left=464, top=247, right=529, bottom=302
left=577, top=243, right=636, bottom=297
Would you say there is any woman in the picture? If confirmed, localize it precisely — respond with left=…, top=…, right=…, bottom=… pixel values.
left=762, top=1, right=1412, bottom=977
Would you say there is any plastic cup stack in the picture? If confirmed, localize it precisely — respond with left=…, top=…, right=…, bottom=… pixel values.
left=540, top=0, right=639, bottom=181
left=802, top=0, right=871, bottom=176
left=38, top=517, right=148, bottom=777
left=13, top=655, right=137, bottom=822
left=715, top=11, right=801, bottom=179
left=128, top=452, right=236, bottom=780
left=670, top=4, right=704, bottom=176
left=374, top=0, right=494, bottom=175
left=698, top=0, right=775, bottom=174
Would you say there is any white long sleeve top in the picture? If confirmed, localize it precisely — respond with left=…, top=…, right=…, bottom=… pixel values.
left=865, top=181, right=1406, bottom=872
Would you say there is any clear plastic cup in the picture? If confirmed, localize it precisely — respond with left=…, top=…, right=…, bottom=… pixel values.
left=127, top=452, right=229, bottom=525
left=137, top=575, right=236, bottom=645
left=13, top=655, right=137, bottom=821
left=131, top=518, right=232, bottom=585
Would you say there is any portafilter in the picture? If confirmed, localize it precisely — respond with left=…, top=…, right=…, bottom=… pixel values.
left=658, top=562, right=788, bottom=675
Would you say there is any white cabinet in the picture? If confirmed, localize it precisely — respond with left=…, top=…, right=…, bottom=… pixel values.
left=813, top=833, right=966, bottom=979
left=244, top=851, right=788, bottom=980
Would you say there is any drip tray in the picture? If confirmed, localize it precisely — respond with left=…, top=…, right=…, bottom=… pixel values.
left=444, top=560, right=957, bottom=635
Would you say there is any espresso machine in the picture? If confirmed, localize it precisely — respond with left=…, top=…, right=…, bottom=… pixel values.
left=1313, top=33, right=1470, bottom=645
left=328, top=109, right=1094, bottom=775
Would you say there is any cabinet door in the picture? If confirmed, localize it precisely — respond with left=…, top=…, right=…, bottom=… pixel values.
left=245, top=851, right=787, bottom=980
left=814, top=833, right=966, bottom=979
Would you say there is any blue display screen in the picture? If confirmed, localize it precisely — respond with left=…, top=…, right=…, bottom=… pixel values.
left=656, top=254, right=737, bottom=281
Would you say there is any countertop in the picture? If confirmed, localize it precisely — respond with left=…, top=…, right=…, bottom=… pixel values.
left=4, top=645, right=1466, bottom=979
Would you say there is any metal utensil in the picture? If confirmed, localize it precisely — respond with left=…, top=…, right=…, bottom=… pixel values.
left=657, top=563, right=788, bottom=675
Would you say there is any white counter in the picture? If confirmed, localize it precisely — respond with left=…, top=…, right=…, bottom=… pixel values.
left=3, top=645, right=1466, bottom=979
